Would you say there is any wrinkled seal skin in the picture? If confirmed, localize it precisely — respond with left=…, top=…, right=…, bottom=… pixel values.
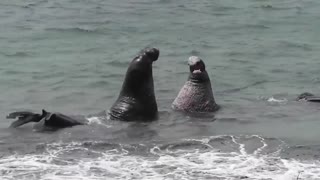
left=7, top=109, right=85, bottom=129
left=172, top=56, right=220, bottom=113
left=108, top=47, right=159, bottom=121
left=297, top=92, right=320, bottom=102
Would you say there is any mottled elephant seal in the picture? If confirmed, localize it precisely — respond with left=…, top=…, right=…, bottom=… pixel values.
left=172, top=56, right=220, bottom=113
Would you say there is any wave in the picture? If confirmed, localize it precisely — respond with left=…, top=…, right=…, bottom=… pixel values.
left=45, top=27, right=100, bottom=34
left=1, top=135, right=319, bottom=179
left=1, top=52, right=33, bottom=57
left=257, top=4, right=302, bottom=11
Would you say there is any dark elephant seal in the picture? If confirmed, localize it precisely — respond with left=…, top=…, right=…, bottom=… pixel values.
left=297, top=92, right=320, bottom=102
left=108, top=47, right=159, bottom=121
left=7, top=109, right=86, bottom=130
left=172, top=56, right=220, bottom=113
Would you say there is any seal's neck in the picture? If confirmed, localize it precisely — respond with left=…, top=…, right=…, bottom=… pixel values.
left=119, top=67, right=155, bottom=100
left=188, top=71, right=211, bottom=84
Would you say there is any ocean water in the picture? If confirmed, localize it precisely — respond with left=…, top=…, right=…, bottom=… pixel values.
left=1, top=0, right=320, bottom=179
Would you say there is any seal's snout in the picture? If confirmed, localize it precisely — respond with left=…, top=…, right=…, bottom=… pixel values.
left=188, top=56, right=206, bottom=73
left=144, top=47, right=159, bottom=62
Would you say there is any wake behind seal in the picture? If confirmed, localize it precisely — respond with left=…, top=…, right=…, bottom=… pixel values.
left=108, top=47, right=160, bottom=121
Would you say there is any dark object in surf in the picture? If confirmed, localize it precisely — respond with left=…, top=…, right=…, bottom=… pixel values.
left=7, top=109, right=85, bottom=129
left=297, top=92, right=320, bottom=102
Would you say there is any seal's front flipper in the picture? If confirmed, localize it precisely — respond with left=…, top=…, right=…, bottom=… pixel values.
left=7, top=111, right=36, bottom=119
left=7, top=111, right=43, bottom=128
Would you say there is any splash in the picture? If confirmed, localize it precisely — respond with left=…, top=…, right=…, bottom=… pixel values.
left=267, top=97, right=288, bottom=103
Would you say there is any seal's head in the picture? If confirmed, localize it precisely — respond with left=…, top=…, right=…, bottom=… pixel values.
left=129, top=47, right=159, bottom=73
left=188, top=56, right=205, bottom=73
left=187, top=56, right=210, bottom=83
left=109, top=47, right=159, bottom=121
left=138, top=47, right=159, bottom=62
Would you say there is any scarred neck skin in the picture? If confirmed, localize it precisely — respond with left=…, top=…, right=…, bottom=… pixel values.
left=187, top=71, right=215, bottom=99
left=172, top=70, right=219, bottom=113
left=188, top=71, right=211, bottom=84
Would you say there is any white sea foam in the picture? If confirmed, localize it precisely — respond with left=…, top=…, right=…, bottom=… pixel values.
left=267, top=97, right=288, bottom=103
left=86, top=116, right=111, bottom=127
left=1, top=136, right=320, bottom=180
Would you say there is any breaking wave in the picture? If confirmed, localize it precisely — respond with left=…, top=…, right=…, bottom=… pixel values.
left=1, top=135, right=319, bottom=180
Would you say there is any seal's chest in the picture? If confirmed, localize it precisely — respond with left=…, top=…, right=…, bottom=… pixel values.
left=172, top=82, right=215, bottom=112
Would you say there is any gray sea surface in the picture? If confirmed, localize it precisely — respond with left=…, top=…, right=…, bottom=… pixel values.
left=1, top=0, right=320, bottom=179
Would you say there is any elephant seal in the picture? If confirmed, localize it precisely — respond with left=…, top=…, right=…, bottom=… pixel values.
left=7, top=109, right=85, bottom=129
left=172, top=56, right=220, bottom=113
left=297, top=92, right=320, bottom=102
left=108, top=47, right=159, bottom=121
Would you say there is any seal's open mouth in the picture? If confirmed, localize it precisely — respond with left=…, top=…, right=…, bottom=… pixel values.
left=191, top=64, right=204, bottom=74
left=188, top=56, right=205, bottom=74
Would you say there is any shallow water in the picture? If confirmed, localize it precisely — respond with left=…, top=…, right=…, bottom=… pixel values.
left=1, top=0, right=320, bottom=179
